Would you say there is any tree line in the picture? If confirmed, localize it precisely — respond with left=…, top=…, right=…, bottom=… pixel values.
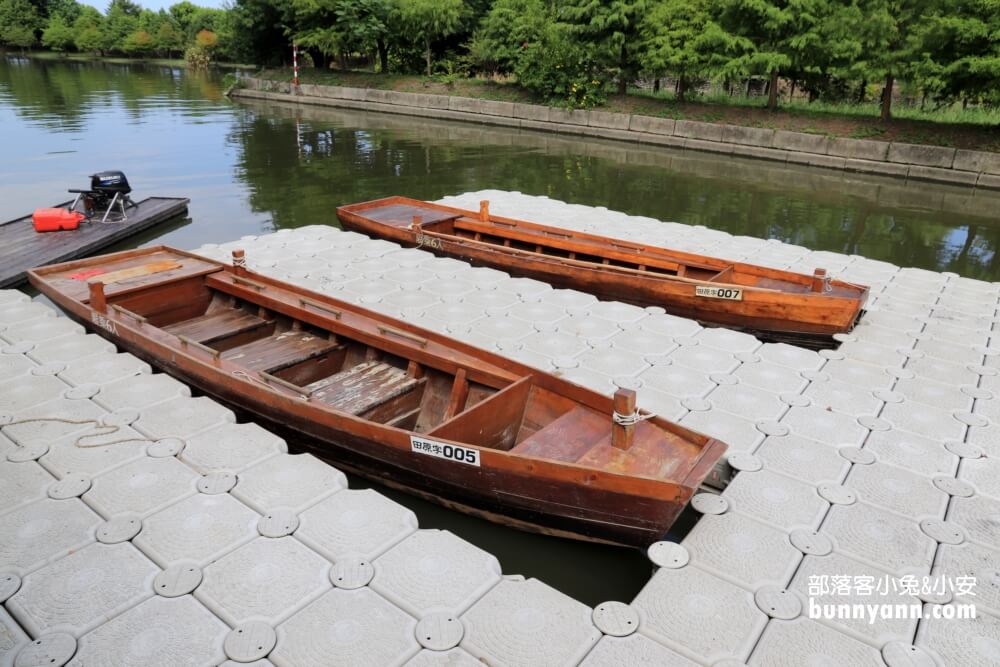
left=3, top=0, right=998, bottom=119
left=0, top=0, right=233, bottom=64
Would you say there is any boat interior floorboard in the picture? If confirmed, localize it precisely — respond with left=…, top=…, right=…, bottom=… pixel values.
left=509, top=407, right=608, bottom=463
left=221, top=330, right=341, bottom=372
left=163, top=308, right=272, bottom=344
left=307, top=360, right=426, bottom=416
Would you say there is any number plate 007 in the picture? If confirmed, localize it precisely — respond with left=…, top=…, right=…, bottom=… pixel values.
left=695, top=286, right=743, bottom=301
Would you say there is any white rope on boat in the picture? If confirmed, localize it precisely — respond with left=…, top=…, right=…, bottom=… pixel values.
left=612, top=409, right=656, bottom=426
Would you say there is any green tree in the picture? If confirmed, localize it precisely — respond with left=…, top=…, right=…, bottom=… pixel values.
left=42, top=12, right=74, bottom=50
left=912, top=0, right=1000, bottom=106
left=712, top=0, right=831, bottom=110
left=469, top=0, right=548, bottom=76
left=850, top=0, right=929, bottom=120
left=122, top=28, right=153, bottom=55
left=168, top=0, right=197, bottom=33
left=154, top=15, right=184, bottom=57
left=394, top=0, right=463, bottom=76
left=0, top=0, right=42, bottom=49
left=103, top=0, right=141, bottom=53
left=561, top=0, right=647, bottom=95
left=71, top=5, right=102, bottom=53
left=639, top=0, right=725, bottom=101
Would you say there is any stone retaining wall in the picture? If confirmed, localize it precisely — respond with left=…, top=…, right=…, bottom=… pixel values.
left=234, top=79, right=1000, bottom=191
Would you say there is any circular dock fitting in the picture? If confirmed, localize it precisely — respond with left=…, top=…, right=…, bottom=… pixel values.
left=31, top=362, right=66, bottom=376
left=817, top=483, right=857, bottom=505
left=916, top=584, right=952, bottom=605
left=898, top=348, right=925, bottom=360
left=7, top=442, right=49, bottom=462
left=63, top=384, right=100, bottom=400
left=100, top=408, right=140, bottom=427
left=612, top=376, right=642, bottom=391
left=832, top=333, right=856, bottom=343
left=47, top=473, right=91, bottom=500
left=258, top=510, right=299, bottom=538
left=858, top=416, right=891, bottom=432
left=873, top=389, right=904, bottom=404
left=932, top=476, right=975, bottom=498
left=197, top=472, right=237, bottom=495
left=886, top=367, right=916, bottom=380
left=789, top=529, right=834, bottom=556
left=97, top=514, right=142, bottom=544
left=754, top=586, right=801, bottom=620
left=838, top=447, right=876, bottom=465
left=674, top=336, right=699, bottom=347
left=755, top=420, right=789, bottom=437
left=0, top=572, right=21, bottom=602
left=961, top=385, right=992, bottom=400
left=726, top=453, right=762, bottom=472
left=330, top=556, right=374, bottom=589
left=551, top=356, right=579, bottom=370
left=819, top=349, right=846, bottom=361
left=154, top=563, right=203, bottom=597
left=919, top=519, right=965, bottom=545
left=681, top=397, right=712, bottom=412
left=146, top=438, right=185, bottom=458
left=799, top=370, right=829, bottom=383
left=953, top=412, right=988, bottom=428
left=224, top=621, right=276, bottom=663
left=778, top=392, right=811, bottom=408
left=945, top=440, right=983, bottom=459
left=882, top=642, right=938, bottom=667
left=3, top=341, right=35, bottom=355
left=967, top=364, right=998, bottom=377
left=710, top=373, right=739, bottom=386
left=14, top=633, right=77, bottom=667
left=647, top=541, right=689, bottom=569
left=415, top=612, right=465, bottom=650
left=690, top=493, right=728, bottom=515
left=592, top=601, right=639, bottom=637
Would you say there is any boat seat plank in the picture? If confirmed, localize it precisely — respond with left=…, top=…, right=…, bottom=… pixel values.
left=164, top=309, right=271, bottom=344
left=575, top=422, right=702, bottom=479
left=360, top=203, right=461, bottom=229
left=308, top=361, right=425, bottom=416
left=509, top=407, right=608, bottom=462
left=221, top=330, right=342, bottom=372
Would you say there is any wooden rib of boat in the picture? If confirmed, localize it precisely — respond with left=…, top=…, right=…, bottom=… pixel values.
left=29, top=246, right=727, bottom=547
left=337, top=196, right=869, bottom=345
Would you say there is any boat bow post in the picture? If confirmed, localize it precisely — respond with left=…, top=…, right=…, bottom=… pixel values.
left=611, top=388, right=637, bottom=450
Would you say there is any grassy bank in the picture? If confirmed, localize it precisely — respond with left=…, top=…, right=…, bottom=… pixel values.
left=259, top=68, right=1000, bottom=153
left=17, top=51, right=256, bottom=70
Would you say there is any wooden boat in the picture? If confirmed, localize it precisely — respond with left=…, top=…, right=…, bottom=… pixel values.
left=0, top=197, right=189, bottom=289
left=337, top=196, right=869, bottom=345
left=29, top=246, right=727, bottom=547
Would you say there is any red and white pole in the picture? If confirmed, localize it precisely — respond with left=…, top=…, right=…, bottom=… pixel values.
left=292, top=43, right=299, bottom=87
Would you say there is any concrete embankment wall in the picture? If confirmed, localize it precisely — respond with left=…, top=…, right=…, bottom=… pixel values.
left=233, top=78, right=1000, bottom=191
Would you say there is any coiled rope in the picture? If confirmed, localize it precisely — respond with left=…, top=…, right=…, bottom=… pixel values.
left=612, top=409, right=656, bottom=426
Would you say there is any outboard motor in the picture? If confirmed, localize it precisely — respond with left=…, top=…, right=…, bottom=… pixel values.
left=71, top=170, right=136, bottom=224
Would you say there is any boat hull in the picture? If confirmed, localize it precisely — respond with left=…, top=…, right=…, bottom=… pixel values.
left=338, top=200, right=868, bottom=343
left=46, top=295, right=711, bottom=548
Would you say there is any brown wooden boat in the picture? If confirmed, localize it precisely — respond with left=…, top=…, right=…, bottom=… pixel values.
left=29, top=246, right=727, bottom=547
left=337, top=196, right=869, bottom=345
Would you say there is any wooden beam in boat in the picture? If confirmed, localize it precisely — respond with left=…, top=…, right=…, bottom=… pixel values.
left=612, top=389, right=636, bottom=451
left=88, top=281, right=107, bottom=313
left=444, top=368, right=470, bottom=421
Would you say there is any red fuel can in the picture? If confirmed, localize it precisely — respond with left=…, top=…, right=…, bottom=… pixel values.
left=32, top=208, right=85, bottom=232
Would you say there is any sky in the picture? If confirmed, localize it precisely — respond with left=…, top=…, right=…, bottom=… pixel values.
left=78, top=0, right=226, bottom=11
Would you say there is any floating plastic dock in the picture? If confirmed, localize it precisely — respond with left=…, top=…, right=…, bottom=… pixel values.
left=2, top=190, right=998, bottom=665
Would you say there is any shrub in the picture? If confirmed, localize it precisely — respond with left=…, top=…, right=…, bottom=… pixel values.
left=514, top=22, right=606, bottom=108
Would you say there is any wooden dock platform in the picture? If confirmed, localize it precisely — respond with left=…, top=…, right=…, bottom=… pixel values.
left=0, top=197, right=189, bottom=288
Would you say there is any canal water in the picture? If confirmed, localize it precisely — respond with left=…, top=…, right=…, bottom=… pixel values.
left=3, top=56, right=999, bottom=604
